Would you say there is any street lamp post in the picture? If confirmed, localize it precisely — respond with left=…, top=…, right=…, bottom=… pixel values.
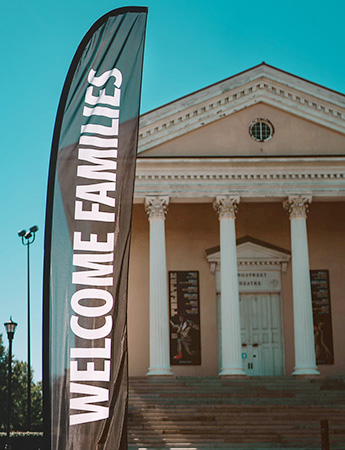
left=18, top=225, right=38, bottom=432
left=4, top=317, right=18, bottom=450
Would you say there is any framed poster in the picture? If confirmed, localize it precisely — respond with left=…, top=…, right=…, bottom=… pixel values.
left=310, top=270, right=334, bottom=365
left=169, top=271, right=201, bottom=365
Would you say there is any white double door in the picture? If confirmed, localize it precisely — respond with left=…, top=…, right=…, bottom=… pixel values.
left=240, top=293, right=284, bottom=376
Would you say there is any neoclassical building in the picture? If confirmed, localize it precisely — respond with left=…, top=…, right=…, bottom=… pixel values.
left=127, top=63, right=345, bottom=378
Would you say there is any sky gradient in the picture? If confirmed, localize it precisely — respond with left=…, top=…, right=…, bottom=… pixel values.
left=1, top=0, right=345, bottom=381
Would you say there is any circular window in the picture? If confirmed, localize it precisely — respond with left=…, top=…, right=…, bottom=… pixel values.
left=249, top=118, right=274, bottom=142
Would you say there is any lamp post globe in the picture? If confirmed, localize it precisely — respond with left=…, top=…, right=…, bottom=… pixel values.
left=18, top=225, right=38, bottom=431
left=4, top=317, right=18, bottom=450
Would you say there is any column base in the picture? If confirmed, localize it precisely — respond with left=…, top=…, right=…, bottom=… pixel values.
left=219, top=367, right=246, bottom=377
left=146, top=367, right=174, bottom=377
left=292, top=366, right=320, bottom=376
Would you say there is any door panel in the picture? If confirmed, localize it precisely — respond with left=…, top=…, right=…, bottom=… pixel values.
left=240, top=293, right=284, bottom=376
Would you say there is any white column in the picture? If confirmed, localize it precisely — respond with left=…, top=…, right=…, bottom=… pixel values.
left=214, top=196, right=245, bottom=376
left=215, top=269, right=222, bottom=373
left=145, top=196, right=173, bottom=376
left=284, top=195, right=319, bottom=376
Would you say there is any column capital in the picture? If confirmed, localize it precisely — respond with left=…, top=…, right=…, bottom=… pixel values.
left=145, top=196, right=169, bottom=220
left=213, top=196, right=240, bottom=219
left=283, top=195, right=312, bottom=220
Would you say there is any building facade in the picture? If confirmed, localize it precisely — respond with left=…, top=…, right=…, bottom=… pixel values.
left=127, top=63, right=345, bottom=377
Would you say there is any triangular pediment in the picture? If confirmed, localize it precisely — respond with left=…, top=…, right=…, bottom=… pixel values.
left=138, top=63, right=345, bottom=157
left=206, top=236, right=290, bottom=272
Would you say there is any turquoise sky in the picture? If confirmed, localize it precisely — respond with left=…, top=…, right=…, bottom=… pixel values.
left=1, top=0, right=345, bottom=381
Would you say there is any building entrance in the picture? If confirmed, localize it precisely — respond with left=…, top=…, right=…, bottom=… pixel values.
left=240, top=293, right=284, bottom=376
left=207, top=236, right=290, bottom=376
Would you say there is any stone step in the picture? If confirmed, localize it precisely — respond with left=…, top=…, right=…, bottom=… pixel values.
left=129, top=447, right=345, bottom=450
left=128, top=376, right=345, bottom=449
left=129, top=421, right=345, bottom=428
left=129, top=435, right=345, bottom=442
left=128, top=446, right=345, bottom=450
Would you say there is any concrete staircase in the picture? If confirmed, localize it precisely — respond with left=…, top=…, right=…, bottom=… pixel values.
left=128, top=376, right=345, bottom=450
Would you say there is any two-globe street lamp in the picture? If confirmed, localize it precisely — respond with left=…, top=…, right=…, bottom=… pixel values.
left=4, top=317, right=18, bottom=450
left=18, top=225, right=38, bottom=431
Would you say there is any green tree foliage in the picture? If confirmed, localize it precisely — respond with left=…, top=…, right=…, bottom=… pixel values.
left=0, top=334, right=42, bottom=431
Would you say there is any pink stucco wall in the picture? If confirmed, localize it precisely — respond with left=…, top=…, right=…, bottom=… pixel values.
left=128, top=201, right=345, bottom=377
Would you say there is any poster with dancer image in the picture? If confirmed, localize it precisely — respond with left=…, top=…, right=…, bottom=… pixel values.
left=310, top=270, right=334, bottom=365
left=169, top=271, right=201, bottom=365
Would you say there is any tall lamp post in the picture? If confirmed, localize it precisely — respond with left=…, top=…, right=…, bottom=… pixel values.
left=4, top=317, right=18, bottom=450
left=18, top=225, right=38, bottom=431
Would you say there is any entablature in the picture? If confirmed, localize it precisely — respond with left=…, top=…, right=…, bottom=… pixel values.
left=134, top=156, right=345, bottom=203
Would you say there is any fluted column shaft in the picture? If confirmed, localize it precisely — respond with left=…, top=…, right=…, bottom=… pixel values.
left=145, top=196, right=173, bottom=376
left=214, top=196, right=245, bottom=376
left=284, top=196, right=319, bottom=376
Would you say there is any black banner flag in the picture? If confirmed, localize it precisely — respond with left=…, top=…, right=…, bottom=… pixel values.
left=43, top=7, right=147, bottom=450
